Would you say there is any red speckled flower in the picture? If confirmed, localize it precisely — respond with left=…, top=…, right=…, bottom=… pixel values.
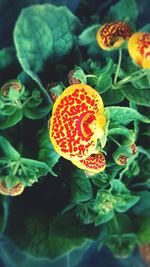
left=72, top=152, right=106, bottom=173
left=130, top=143, right=137, bottom=155
left=49, top=84, right=106, bottom=161
left=116, top=143, right=137, bottom=166
left=116, top=154, right=128, bottom=166
left=97, top=21, right=132, bottom=50
left=128, top=32, right=150, bottom=68
left=0, top=181, right=24, bottom=196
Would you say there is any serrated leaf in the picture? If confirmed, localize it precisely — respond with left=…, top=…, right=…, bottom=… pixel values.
left=73, top=67, right=87, bottom=84
left=14, top=4, right=80, bottom=101
left=110, top=180, right=129, bottom=194
left=70, top=170, right=93, bottom=203
left=79, top=24, right=99, bottom=47
left=102, top=89, right=124, bottom=105
left=114, top=194, right=140, bottom=213
left=95, top=209, right=114, bottom=226
left=0, top=136, right=20, bottom=160
left=5, top=184, right=97, bottom=259
left=108, top=127, right=135, bottom=141
left=96, top=74, right=112, bottom=94
left=105, top=106, right=150, bottom=125
left=23, top=105, right=51, bottom=120
left=38, top=128, right=60, bottom=176
left=107, top=0, right=138, bottom=22
left=121, top=86, right=150, bottom=107
left=0, top=109, right=23, bottom=129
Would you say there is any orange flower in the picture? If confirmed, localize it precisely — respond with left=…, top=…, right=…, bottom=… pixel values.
left=49, top=84, right=106, bottom=161
left=72, top=152, right=106, bottom=174
left=96, top=21, right=132, bottom=50
left=128, top=32, right=150, bottom=68
left=0, top=181, right=24, bottom=196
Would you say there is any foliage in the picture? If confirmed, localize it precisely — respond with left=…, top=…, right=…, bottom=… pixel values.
left=0, top=0, right=150, bottom=262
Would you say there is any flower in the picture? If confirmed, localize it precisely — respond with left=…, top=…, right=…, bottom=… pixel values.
left=128, top=32, right=150, bottom=68
left=0, top=80, right=24, bottom=97
left=0, top=181, right=24, bottom=196
left=116, top=154, right=128, bottom=166
left=115, top=143, right=137, bottom=166
left=47, top=82, right=63, bottom=103
left=49, top=84, right=106, bottom=161
left=96, top=21, right=132, bottom=50
left=72, top=152, right=106, bottom=173
left=68, top=69, right=81, bottom=85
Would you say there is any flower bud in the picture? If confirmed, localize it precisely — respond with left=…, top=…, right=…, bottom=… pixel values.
left=128, top=32, right=150, bottom=68
left=97, top=21, right=132, bottom=50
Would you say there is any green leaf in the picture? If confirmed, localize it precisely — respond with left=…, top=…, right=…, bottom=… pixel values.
left=96, top=74, right=112, bottom=94
left=23, top=105, right=51, bottom=120
left=108, top=127, right=135, bottom=142
left=134, top=216, right=150, bottom=243
left=20, top=157, right=50, bottom=178
left=79, top=24, right=99, bottom=47
left=95, top=209, right=114, bottom=226
left=38, top=127, right=60, bottom=176
left=131, top=191, right=150, bottom=216
left=114, top=194, right=140, bottom=213
left=5, top=184, right=97, bottom=259
left=121, top=86, right=150, bottom=107
left=0, top=136, right=20, bottom=160
left=14, top=4, right=80, bottom=101
left=8, top=88, right=20, bottom=101
left=70, top=170, right=93, bottom=203
left=107, top=0, right=138, bottom=22
left=94, top=190, right=114, bottom=225
left=0, top=109, right=23, bottom=129
left=102, top=89, right=124, bottom=105
left=113, top=145, right=133, bottom=163
left=4, top=175, right=19, bottom=190
left=0, top=47, right=17, bottom=70
left=106, top=214, right=137, bottom=257
left=73, top=67, right=87, bottom=84
left=105, top=106, right=150, bottom=125
left=110, top=180, right=129, bottom=194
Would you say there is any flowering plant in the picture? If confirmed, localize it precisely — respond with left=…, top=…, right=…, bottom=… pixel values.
left=0, top=0, right=150, bottom=265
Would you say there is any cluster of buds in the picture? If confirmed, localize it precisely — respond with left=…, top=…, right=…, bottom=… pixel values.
left=96, top=21, right=150, bottom=69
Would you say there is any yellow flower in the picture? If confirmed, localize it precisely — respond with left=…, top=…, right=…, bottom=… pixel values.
left=49, top=84, right=106, bottom=161
left=72, top=152, right=106, bottom=174
left=96, top=21, right=132, bottom=50
left=128, top=32, right=150, bottom=68
left=0, top=181, right=24, bottom=196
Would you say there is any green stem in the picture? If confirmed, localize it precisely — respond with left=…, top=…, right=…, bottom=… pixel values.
left=114, top=49, right=122, bottom=84
left=109, top=136, right=121, bottom=147
left=86, top=74, right=97, bottom=79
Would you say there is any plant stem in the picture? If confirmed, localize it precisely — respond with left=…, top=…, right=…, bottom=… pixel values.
left=114, top=49, right=122, bottom=84
left=109, top=136, right=121, bottom=147
left=86, top=74, right=97, bottom=78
